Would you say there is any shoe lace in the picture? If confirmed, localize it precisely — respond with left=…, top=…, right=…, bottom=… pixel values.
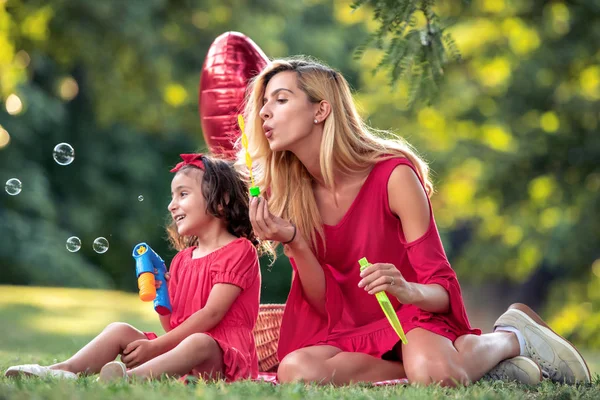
left=485, top=364, right=508, bottom=381
left=527, top=345, right=560, bottom=381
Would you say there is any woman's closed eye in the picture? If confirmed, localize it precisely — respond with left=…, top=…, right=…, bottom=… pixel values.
left=276, top=98, right=288, bottom=104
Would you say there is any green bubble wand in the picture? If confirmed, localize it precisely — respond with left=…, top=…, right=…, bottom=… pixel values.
left=238, top=114, right=260, bottom=197
left=359, top=257, right=408, bottom=344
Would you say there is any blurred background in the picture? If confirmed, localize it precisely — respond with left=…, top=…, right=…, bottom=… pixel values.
left=0, top=0, right=598, bottom=358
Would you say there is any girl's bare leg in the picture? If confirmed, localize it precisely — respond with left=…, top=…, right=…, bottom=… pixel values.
left=50, top=322, right=147, bottom=375
left=128, top=333, right=224, bottom=380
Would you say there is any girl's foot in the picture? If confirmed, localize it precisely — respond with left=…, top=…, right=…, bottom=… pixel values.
left=4, top=364, right=77, bottom=379
left=494, top=303, right=591, bottom=384
left=98, top=361, right=127, bottom=382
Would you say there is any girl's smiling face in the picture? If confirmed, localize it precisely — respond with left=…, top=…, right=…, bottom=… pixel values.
left=168, top=169, right=211, bottom=237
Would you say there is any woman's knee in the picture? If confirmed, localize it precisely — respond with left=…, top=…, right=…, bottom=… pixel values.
left=277, top=351, right=330, bottom=383
left=405, top=356, right=469, bottom=387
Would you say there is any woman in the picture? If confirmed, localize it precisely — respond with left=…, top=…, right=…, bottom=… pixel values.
left=237, top=57, right=590, bottom=386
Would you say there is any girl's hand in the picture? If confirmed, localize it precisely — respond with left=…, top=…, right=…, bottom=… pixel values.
left=358, top=263, right=416, bottom=304
left=249, top=196, right=296, bottom=244
left=154, top=269, right=170, bottom=289
left=121, top=339, right=161, bottom=369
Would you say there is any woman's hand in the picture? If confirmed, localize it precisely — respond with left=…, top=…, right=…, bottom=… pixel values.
left=358, top=263, right=416, bottom=304
left=121, top=339, right=161, bottom=369
left=249, top=196, right=296, bottom=244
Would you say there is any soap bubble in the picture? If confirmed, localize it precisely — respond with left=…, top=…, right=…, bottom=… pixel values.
left=66, top=236, right=81, bottom=252
left=53, top=143, right=75, bottom=165
left=93, top=237, right=109, bottom=254
left=5, top=178, right=22, bottom=195
left=138, top=195, right=144, bottom=202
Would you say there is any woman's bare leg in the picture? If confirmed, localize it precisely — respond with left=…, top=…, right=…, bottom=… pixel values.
left=401, top=328, right=519, bottom=386
left=453, top=331, right=520, bottom=381
left=277, top=345, right=406, bottom=385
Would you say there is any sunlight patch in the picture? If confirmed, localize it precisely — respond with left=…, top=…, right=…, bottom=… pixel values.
left=0, top=286, right=158, bottom=322
left=25, top=311, right=122, bottom=335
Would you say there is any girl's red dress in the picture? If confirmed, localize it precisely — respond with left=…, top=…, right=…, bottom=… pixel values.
left=278, top=157, right=481, bottom=362
left=145, top=237, right=260, bottom=380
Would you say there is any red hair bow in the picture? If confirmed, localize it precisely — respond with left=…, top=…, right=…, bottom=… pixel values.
left=170, top=153, right=205, bottom=173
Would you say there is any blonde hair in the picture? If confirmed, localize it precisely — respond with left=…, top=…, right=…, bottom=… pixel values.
left=236, top=56, right=433, bottom=251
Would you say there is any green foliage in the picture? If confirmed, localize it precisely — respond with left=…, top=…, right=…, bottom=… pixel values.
left=1, top=0, right=599, bottom=350
left=354, top=0, right=600, bottom=346
left=0, top=0, right=373, bottom=303
left=352, top=0, right=465, bottom=106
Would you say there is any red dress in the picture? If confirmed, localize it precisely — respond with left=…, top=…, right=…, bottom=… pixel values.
left=278, top=158, right=481, bottom=362
left=146, top=238, right=260, bottom=381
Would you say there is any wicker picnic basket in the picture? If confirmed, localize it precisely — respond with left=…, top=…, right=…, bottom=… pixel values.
left=253, top=303, right=285, bottom=372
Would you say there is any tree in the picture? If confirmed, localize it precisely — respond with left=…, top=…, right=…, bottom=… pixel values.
left=1, top=0, right=598, bottom=349
left=352, top=0, right=464, bottom=106
left=354, top=0, right=600, bottom=346
left=0, top=0, right=373, bottom=302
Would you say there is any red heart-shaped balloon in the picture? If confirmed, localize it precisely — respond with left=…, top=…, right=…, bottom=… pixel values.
left=199, top=32, right=269, bottom=159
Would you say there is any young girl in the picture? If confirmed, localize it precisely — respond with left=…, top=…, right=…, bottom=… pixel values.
left=5, top=153, right=272, bottom=382
left=237, top=57, right=591, bottom=386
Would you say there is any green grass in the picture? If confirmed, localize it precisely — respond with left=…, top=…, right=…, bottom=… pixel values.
left=0, top=285, right=599, bottom=399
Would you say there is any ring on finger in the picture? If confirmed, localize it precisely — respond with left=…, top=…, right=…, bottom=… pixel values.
left=390, top=276, right=395, bottom=286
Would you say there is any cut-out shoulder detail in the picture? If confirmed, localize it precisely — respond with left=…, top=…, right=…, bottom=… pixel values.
left=387, top=164, right=432, bottom=244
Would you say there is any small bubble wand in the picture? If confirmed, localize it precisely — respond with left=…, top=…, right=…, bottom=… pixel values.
left=359, top=257, right=408, bottom=344
left=238, top=114, right=260, bottom=197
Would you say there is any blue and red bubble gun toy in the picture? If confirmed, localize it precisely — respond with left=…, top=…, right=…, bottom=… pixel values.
left=133, top=243, right=172, bottom=315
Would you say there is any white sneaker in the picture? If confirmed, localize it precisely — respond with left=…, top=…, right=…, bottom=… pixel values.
left=494, top=303, right=591, bottom=384
left=484, top=356, right=542, bottom=385
left=98, top=361, right=127, bottom=382
left=4, top=364, right=77, bottom=379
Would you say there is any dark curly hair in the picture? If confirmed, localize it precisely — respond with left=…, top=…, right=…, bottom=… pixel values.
left=166, top=155, right=273, bottom=257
